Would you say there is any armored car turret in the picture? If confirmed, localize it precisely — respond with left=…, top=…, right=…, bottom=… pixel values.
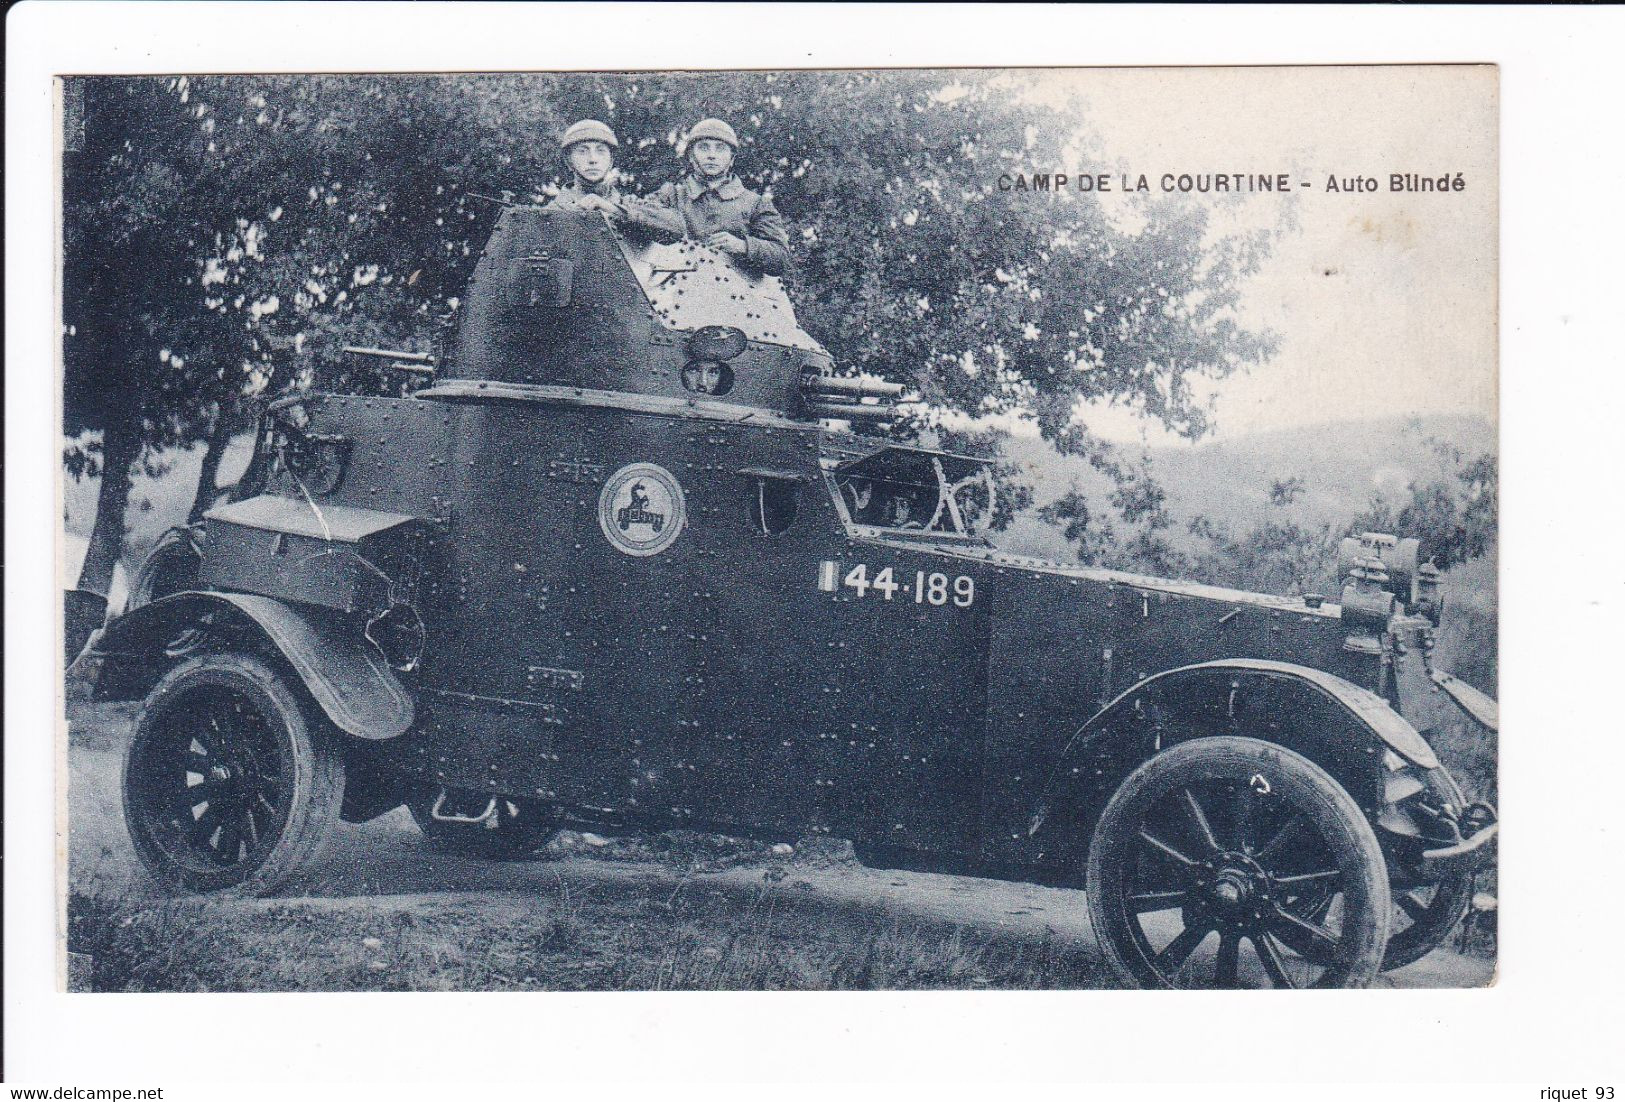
left=84, top=207, right=1496, bottom=988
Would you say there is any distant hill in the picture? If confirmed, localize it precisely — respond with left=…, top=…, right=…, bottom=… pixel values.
left=995, top=413, right=1496, bottom=562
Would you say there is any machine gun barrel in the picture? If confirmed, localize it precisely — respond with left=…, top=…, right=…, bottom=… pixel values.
left=800, top=373, right=907, bottom=400
left=804, top=400, right=905, bottom=422
left=342, top=346, right=438, bottom=376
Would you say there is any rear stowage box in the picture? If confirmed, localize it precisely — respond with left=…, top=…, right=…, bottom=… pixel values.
left=200, top=494, right=429, bottom=614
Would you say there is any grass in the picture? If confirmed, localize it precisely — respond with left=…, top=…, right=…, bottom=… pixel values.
left=67, top=874, right=214, bottom=993
left=65, top=866, right=1111, bottom=993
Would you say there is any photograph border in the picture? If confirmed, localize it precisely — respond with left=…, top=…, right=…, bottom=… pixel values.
left=8, top=1, right=1623, bottom=1088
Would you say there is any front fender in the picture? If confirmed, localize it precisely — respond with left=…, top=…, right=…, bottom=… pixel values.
left=89, top=591, right=413, bottom=741
left=1069, top=659, right=1439, bottom=770
left=1025, top=659, right=1441, bottom=874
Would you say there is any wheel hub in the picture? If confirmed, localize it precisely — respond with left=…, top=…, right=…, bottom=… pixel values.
left=1190, top=851, right=1274, bottom=928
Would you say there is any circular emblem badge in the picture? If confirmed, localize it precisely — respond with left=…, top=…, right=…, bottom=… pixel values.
left=598, top=463, right=687, bottom=557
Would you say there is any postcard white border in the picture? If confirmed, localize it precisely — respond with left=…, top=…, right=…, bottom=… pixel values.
left=8, top=1, right=1625, bottom=1088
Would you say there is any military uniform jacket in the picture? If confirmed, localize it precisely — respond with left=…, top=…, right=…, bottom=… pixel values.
left=649, top=173, right=792, bottom=277
left=546, top=179, right=685, bottom=244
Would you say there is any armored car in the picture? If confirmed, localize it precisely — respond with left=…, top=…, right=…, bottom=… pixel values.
left=80, top=207, right=1497, bottom=989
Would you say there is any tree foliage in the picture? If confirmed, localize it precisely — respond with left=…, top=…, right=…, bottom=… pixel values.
left=1185, top=513, right=1342, bottom=597
left=64, top=72, right=1280, bottom=590
left=1349, top=437, right=1497, bottom=570
left=1175, top=435, right=1497, bottom=599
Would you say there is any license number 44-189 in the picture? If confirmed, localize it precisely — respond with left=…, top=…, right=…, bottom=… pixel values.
left=818, top=561, right=975, bottom=607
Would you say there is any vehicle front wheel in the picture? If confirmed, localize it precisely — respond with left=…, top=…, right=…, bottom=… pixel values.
left=122, top=652, right=345, bottom=895
left=1085, top=736, right=1391, bottom=989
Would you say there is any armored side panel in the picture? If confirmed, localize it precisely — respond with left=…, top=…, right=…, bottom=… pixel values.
left=979, top=568, right=1115, bottom=867
left=697, top=462, right=990, bottom=849
left=394, top=400, right=711, bottom=815
left=925, top=552, right=1367, bottom=871
left=335, top=391, right=991, bottom=852
left=259, top=393, right=463, bottom=518
left=1105, top=583, right=1358, bottom=692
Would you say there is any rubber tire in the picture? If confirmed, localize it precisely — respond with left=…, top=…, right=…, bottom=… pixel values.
left=1382, top=766, right=1475, bottom=970
left=1085, top=736, right=1391, bottom=990
left=407, top=792, right=558, bottom=860
left=121, top=652, right=345, bottom=896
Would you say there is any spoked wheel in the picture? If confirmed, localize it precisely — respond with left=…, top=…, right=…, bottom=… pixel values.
left=1086, top=736, right=1391, bottom=989
left=1380, top=768, right=1475, bottom=970
left=122, top=653, right=344, bottom=895
left=407, top=788, right=559, bottom=860
left=1265, top=767, right=1475, bottom=971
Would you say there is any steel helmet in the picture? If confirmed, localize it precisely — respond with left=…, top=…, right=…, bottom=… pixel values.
left=684, top=118, right=739, bottom=151
left=559, top=119, right=619, bottom=152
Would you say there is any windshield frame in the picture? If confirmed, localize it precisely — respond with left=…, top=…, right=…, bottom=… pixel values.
left=821, top=443, right=996, bottom=545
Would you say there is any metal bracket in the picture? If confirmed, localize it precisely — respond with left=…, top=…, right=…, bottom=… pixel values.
left=430, top=789, right=499, bottom=825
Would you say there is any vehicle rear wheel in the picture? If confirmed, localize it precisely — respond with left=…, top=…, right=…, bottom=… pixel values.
left=1085, top=736, right=1391, bottom=989
left=122, top=652, right=344, bottom=895
left=407, top=789, right=559, bottom=860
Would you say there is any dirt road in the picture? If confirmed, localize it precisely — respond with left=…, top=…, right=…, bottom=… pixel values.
left=66, top=704, right=1493, bottom=991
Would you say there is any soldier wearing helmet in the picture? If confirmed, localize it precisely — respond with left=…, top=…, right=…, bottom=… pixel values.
left=548, top=119, right=684, bottom=243
left=648, top=118, right=792, bottom=277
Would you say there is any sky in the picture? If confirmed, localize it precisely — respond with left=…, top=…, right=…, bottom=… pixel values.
left=1013, top=66, right=1498, bottom=445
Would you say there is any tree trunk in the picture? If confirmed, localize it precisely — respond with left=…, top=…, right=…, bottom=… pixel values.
left=188, top=411, right=233, bottom=523
left=76, top=421, right=139, bottom=595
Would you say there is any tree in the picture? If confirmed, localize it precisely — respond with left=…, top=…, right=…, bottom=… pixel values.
left=63, top=75, right=551, bottom=587
left=1178, top=437, right=1497, bottom=600
left=1268, top=476, right=1306, bottom=507
left=64, top=77, right=211, bottom=593
left=65, top=72, right=1279, bottom=586
left=1349, top=438, right=1497, bottom=569
left=537, top=72, right=1277, bottom=518
left=1186, top=511, right=1341, bottom=597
